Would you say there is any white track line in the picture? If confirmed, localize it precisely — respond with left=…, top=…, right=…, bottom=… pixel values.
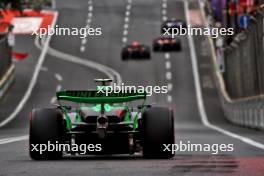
left=166, top=71, right=172, bottom=80
left=80, top=0, right=93, bottom=53
left=184, top=0, right=264, bottom=150
left=54, top=73, right=63, bottom=82
left=47, top=46, right=122, bottom=86
left=125, top=17, right=129, bottom=23
left=168, top=83, right=173, bottom=91
left=167, top=95, right=172, bottom=103
left=85, top=24, right=90, bottom=29
left=52, top=0, right=56, bottom=9
left=81, top=38, right=87, bottom=45
left=40, top=67, right=48, bottom=72
left=162, top=9, right=167, bottom=15
left=56, top=85, right=62, bottom=92
left=122, top=37, right=127, bottom=43
left=34, top=32, right=122, bottom=86
left=124, top=23, right=129, bottom=29
left=0, top=11, right=58, bottom=128
left=162, top=1, right=172, bottom=103
left=123, top=30, right=128, bottom=36
left=0, top=135, right=28, bottom=145
left=126, top=4, right=131, bottom=10
left=165, top=53, right=170, bottom=59
left=122, top=0, right=132, bottom=44
left=165, top=61, right=171, bottom=69
left=88, top=6, right=93, bottom=11
left=162, top=0, right=167, bottom=21
left=88, top=12, right=93, bottom=18
left=86, top=18, right=91, bottom=24
left=80, top=46, right=85, bottom=52
left=50, top=96, right=57, bottom=104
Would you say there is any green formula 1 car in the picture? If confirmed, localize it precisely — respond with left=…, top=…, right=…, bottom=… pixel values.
left=29, top=79, right=174, bottom=159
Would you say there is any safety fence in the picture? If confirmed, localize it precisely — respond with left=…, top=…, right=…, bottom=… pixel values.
left=199, top=0, right=264, bottom=130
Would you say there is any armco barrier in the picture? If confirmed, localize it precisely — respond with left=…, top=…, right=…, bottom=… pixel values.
left=199, top=0, right=264, bottom=130
left=0, top=34, right=14, bottom=99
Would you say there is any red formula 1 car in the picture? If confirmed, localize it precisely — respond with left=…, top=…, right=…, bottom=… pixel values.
left=153, top=36, right=182, bottom=52
left=121, top=42, right=151, bottom=60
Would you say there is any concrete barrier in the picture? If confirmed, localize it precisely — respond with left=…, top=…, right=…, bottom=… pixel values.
left=199, top=0, right=264, bottom=130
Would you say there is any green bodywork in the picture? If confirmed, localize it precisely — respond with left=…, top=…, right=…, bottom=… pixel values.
left=57, top=91, right=146, bottom=104
left=56, top=90, right=147, bottom=131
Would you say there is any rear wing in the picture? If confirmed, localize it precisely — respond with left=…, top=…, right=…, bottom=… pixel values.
left=56, top=90, right=146, bottom=104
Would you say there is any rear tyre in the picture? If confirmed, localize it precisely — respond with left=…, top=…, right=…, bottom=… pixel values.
left=176, top=42, right=182, bottom=51
left=144, top=47, right=151, bottom=59
left=142, top=107, right=175, bottom=159
left=29, top=108, right=64, bottom=160
left=122, top=53, right=129, bottom=60
left=153, top=44, right=159, bottom=52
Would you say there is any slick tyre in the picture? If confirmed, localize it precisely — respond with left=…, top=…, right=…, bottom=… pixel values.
left=121, top=51, right=129, bottom=60
left=144, top=48, right=151, bottom=59
left=29, top=108, right=63, bottom=160
left=176, top=42, right=182, bottom=51
left=142, top=107, right=175, bottom=159
left=153, top=44, right=159, bottom=52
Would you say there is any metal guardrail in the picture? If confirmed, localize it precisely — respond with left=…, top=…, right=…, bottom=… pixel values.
left=200, top=1, right=264, bottom=130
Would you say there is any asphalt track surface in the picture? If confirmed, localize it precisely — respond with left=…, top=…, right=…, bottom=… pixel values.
left=0, top=0, right=264, bottom=175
